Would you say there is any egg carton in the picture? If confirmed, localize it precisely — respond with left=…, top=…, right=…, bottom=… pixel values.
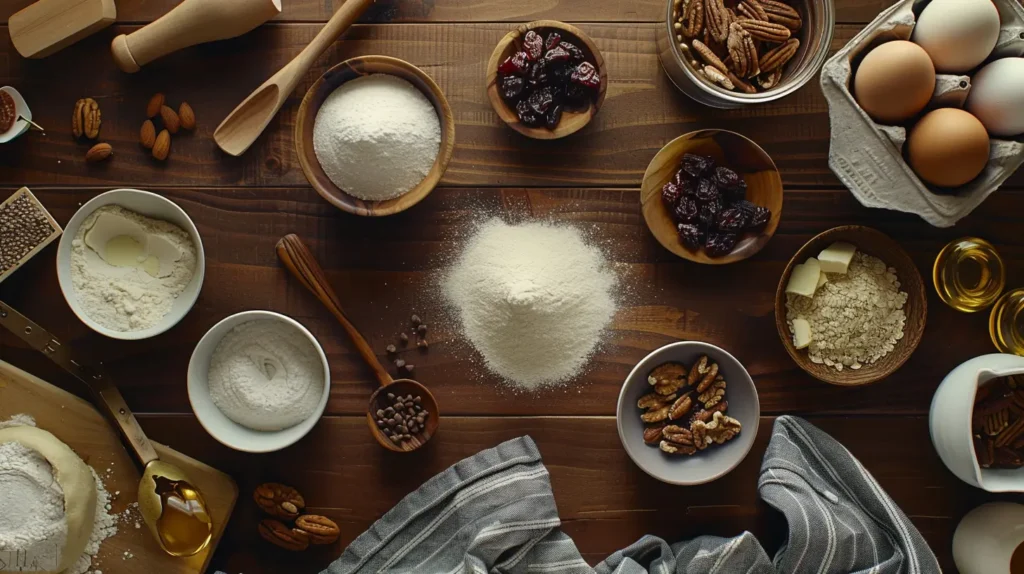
left=821, top=0, right=1024, bottom=227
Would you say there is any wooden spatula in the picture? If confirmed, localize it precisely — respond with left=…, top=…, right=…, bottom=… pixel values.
left=213, top=0, right=375, bottom=157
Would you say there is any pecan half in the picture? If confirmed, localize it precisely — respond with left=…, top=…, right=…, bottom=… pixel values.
left=254, top=483, right=305, bottom=520
left=702, top=65, right=735, bottom=90
left=259, top=519, right=310, bottom=551
left=736, top=0, right=769, bottom=21
left=736, top=19, right=790, bottom=42
left=72, top=98, right=101, bottom=139
left=687, top=356, right=710, bottom=386
left=729, top=71, right=758, bottom=93
left=759, top=38, right=799, bottom=73
left=698, top=378, right=727, bottom=408
left=759, top=0, right=802, bottom=31
left=641, top=404, right=671, bottom=423
left=704, top=0, right=731, bottom=43
left=644, top=424, right=667, bottom=445
left=727, top=22, right=760, bottom=78
left=649, top=362, right=689, bottom=395
left=638, top=392, right=675, bottom=410
left=692, top=39, right=729, bottom=75
left=757, top=69, right=783, bottom=90
left=682, top=0, right=705, bottom=39
left=693, top=400, right=729, bottom=423
left=662, top=425, right=694, bottom=445
left=669, top=393, right=694, bottom=420
left=696, top=362, right=720, bottom=393
left=295, top=515, right=341, bottom=545
left=659, top=440, right=697, bottom=455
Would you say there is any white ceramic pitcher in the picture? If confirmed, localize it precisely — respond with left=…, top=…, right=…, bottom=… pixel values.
left=953, top=502, right=1024, bottom=574
left=930, top=353, right=1024, bottom=492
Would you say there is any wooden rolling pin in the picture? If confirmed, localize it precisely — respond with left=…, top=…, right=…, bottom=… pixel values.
left=110, top=0, right=282, bottom=73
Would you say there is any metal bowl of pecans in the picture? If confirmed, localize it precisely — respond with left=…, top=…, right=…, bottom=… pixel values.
left=616, top=341, right=760, bottom=485
left=656, top=0, right=835, bottom=108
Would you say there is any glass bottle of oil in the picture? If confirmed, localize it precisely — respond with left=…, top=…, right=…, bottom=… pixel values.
left=991, top=288, right=1024, bottom=356
left=933, top=237, right=1006, bottom=312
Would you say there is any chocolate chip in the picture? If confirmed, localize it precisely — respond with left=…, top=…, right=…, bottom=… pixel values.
left=386, top=344, right=397, bottom=354
left=411, top=314, right=422, bottom=326
left=395, top=359, right=406, bottom=369
left=414, top=396, right=422, bottom=405
left=418, top=339, right=428, bottom=349
left=400, top=332, right=409, bottom=344
left=404, top=364, right=415, bottom=373
left=387, top=393, right=395, bottom=400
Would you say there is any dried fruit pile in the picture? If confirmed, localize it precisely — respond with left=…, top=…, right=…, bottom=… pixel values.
left=973, top=375, right=1024, bottom=469
left=0, top=90, right=16, bottom=133
left=497, top=29, right=602, bottom=129
left=255, top=482, right=342, bottom=551
left=662, top=153, right=771, bottom=257
left=672, top=0, right=802, bottom=93
left=637, top=356, right=742, bottom=455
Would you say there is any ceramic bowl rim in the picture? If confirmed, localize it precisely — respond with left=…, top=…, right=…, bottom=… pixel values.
left=616, top=340, right=761, bottom=485
left=54, top=188, right=206, bottom=341
left=187, top=310, right=331, bottom=453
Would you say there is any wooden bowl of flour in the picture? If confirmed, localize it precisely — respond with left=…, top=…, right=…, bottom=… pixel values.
left=295, top=56, right=456, bottom=217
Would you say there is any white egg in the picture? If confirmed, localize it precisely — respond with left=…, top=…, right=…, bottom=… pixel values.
left=912, top=0, right=1000, bottom=73
left=966, top=58, right=1024, bottom=137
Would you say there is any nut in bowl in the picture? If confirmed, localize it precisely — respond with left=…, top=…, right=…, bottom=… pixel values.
left=641, top=130, right=782, bottom=264
left=295, top=55, right=456, bottom=217
left=486, top=20, right=608, bottom=139
left=617, top=341, right=760, bottom=485
left=774, top=226, right=927, bottom=386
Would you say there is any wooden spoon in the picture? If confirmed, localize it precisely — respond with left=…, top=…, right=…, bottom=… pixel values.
left=213, top=0, right=374, bottom=157
left=275, top=234, right=439, bottom=452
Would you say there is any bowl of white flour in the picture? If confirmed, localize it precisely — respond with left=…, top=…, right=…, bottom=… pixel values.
left=187, top=310, right=330, bottom=453
left=56, top=189, right=205, bottom=340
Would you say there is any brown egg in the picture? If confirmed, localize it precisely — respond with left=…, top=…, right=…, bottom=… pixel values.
left=907, top=108, right=990, bottom=188
left=854, top=41, right=936, bottom=124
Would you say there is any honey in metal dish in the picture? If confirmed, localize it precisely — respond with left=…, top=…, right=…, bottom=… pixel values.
left=154, top=476, right=213, bottom=556
left=990, top=288, right=1024, bottom=356
left=933, top=237, right=1005, bottom=312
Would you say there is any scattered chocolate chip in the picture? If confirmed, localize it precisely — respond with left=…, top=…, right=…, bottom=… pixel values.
left=404, top=364, right=415, bottom=373
left=417, top=324, right=427, bottom=334
left=411, top=314, right=422, bottom=326
left=418, top=339, right=428, bottom=350
left=400, top=332, right=409, bottom=344
left=386, top=344, right=397, bottom=354
left=395, top=359, right=406, bottom=369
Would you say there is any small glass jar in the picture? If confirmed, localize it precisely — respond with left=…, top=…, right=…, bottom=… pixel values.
left=991, top=288, right=1024, bottom=356
left=933, top=237, right=1005, bottom=312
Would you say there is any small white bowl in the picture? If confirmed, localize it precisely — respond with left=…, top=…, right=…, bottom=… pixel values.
left=188, top=310, right=331, bottom=453
left=0, top=86, right=33, bottom=144
left=56, top=189, right=205, bottom=340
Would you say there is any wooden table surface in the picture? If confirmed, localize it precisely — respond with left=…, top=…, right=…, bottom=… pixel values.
left=0, top=0, right=1021, bottom=571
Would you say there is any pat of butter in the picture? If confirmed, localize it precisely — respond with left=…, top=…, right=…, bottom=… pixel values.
left=818, top=242, right=857, bottom=274
left=785, top=257, right=821, bottom=297
left=817, top=271, right=828, bottom=289
left=792, top=318, right=812, bottom=349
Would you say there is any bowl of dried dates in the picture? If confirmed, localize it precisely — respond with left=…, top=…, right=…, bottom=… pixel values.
left=641, top=129, right=782, bottom=264
left=617, top=341, right=760, bottom=485
left=486, top=20, right=607, bottom=139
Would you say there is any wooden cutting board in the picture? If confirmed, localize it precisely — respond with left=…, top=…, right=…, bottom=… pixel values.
left=0, top=360, right=237, bottom=574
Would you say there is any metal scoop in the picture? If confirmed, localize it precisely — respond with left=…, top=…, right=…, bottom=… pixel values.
left=0, top=301, right=213, bottom=557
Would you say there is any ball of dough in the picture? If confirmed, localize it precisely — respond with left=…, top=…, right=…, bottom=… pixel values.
left=0, top=426, right=96, bottom=574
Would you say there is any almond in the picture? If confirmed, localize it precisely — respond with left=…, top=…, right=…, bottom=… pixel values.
left=152, top=129, right=170, bottom=161
left=85, top=142, right=112, bottom=162
left=178, top=102, right=196, bottom=131
left=146, top=93, right=165, bottom=118
left=140, top=120, right=156, bottom=149
left=160, top=105, right=180, bottom=134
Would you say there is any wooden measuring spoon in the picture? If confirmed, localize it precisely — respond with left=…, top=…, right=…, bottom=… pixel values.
left=275, top=234, right=439, bottom=452
left=213, top=0, right=374, bottom=156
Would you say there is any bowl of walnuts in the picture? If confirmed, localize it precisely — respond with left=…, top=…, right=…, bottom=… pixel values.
left=656, top=0, right=835, bottom=108
left=616, top=341, right=760, bottom=485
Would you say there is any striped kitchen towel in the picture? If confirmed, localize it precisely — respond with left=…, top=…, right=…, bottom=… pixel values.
left=321, top=416, right=940, bottom=574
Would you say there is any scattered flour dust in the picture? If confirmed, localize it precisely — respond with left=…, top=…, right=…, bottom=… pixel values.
left=0, top=415, right=117, bottom=574
left=443, top=218, right=618, bottom=390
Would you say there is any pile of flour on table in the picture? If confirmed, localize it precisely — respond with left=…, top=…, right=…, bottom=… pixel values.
left=443, top=218, right=618, bottom=391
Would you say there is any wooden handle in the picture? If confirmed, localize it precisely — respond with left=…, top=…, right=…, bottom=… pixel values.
left=111, top=0, right=281, bottom=73
left=275, top=234, right=393, bottom=387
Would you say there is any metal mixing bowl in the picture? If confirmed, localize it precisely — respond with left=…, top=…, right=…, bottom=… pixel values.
left=656, top=0, right=835, bottom=108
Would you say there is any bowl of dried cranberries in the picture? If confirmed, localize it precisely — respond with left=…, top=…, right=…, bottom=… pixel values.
left=486, top=20, right=607, bottom=139
left=641, top=130, right=783, bottom=264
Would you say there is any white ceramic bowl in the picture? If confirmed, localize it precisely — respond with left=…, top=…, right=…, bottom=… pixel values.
left=56, top=189, right=205, bottom=340
left=616, top=341, right=760, bottom=485
left=953, top=502, right=1024, bottom=574
left=930, top=353, right=1024, bottom=492
left=188, top=310, right=331, bottom=453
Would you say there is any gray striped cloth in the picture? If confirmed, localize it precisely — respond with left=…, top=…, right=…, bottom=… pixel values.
left=321, top=416, right=940, bottom=574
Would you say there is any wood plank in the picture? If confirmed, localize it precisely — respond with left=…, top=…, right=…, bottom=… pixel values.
left=133, top=414, right=1006, bottom=573
left=5, top=24, right=1018, bottom=190
left=0, top=0, right=900, bottom=25
left=2, top=186, right=1021, bottom=417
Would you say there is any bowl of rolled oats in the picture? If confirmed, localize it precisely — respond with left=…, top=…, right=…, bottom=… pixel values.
left=656, top=0, right=834, bottom=108
left=616, top=341, right=760, bottom=485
